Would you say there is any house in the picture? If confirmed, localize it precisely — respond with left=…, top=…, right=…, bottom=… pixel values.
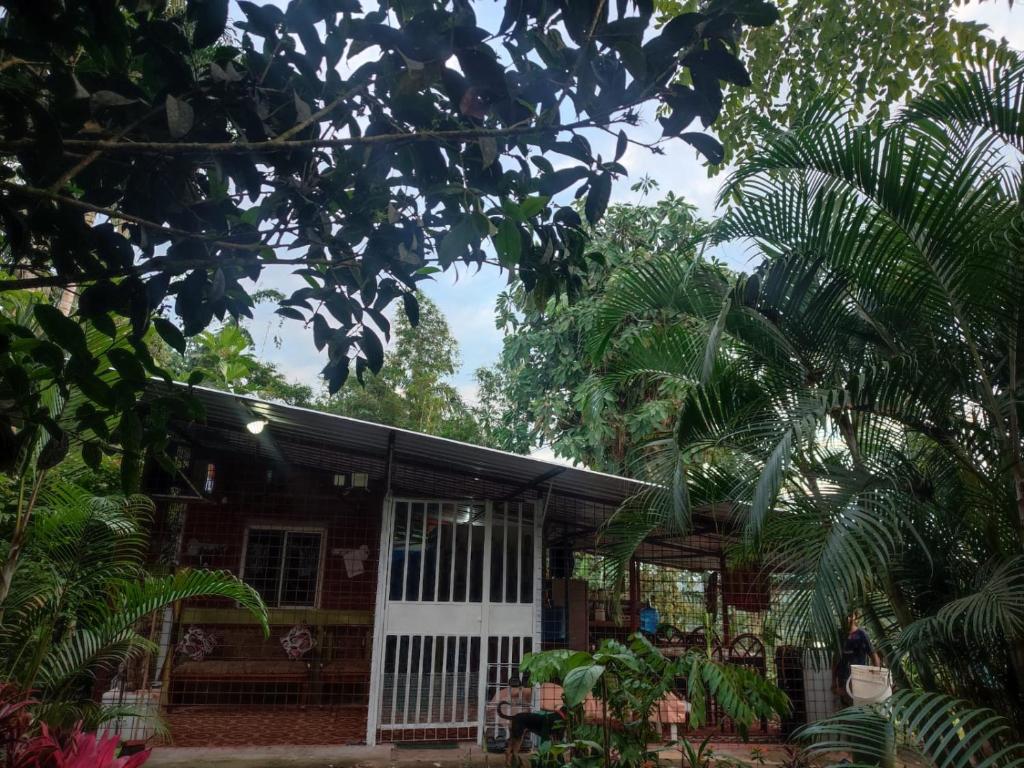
left=127, top=385, right=797, bottom=749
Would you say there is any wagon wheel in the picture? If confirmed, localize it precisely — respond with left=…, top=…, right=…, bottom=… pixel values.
left=685, top=627, right=707, bottom=651
left=729, top=633, right=765, bottom=660
left=658, top=624, right=686, bottom=646
left=710, top=640, right=725, bottom=662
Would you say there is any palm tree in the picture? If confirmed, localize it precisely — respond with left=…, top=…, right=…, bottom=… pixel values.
left=0, top=470, right=268, bottom=729
left=589, top=58, right=1024, bottom=762
left=0, top=288, right=268, bottom=729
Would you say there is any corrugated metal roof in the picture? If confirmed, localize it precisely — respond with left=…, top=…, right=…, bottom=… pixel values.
left=154, top=384, right=737, bottom=567
left=178, top=384, right=646, bottom=507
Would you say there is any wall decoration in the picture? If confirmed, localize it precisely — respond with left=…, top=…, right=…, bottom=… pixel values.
left=281, top=624, right=316, bottom=659
left=176, top=626, right=218, bottom=662
left=341, top=544, right=370, bottom=578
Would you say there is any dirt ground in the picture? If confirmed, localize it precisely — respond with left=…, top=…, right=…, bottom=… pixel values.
left=145, top=742, right=802, bottom=768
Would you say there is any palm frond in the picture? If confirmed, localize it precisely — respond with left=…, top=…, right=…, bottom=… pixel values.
left=1, top=471, right=268, bottom=723
left=896, top=556, right=1024, bottom=658
left=35, top=631, right=153, bottom=692
left=800, top=690, right=1024, bottom=768
left=679, top=651, right=790, bottom=735
left=902, top=57, right=1024, bottom=153
left=765, top=491, right=909, bottom=643
left=105, top=569, right=268, bottom=638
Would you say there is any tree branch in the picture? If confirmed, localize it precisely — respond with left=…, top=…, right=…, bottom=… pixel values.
left=48, top=103, right=168, bottom=193
left=273, top=94, right=348, bottom=143
left=0, top=116, right=619, bottom=156
left=0, top=180, right=266, bottom=253
left=0, top=251, right=367, bottom=291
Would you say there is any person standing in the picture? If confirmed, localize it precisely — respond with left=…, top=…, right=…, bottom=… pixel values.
left=833, top=610, right=881, bottom=705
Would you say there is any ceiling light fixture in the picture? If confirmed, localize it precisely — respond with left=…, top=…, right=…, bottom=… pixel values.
left=246, top=418, right=268, bottom=435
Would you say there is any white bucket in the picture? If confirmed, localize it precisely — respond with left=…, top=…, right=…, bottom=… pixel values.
left=846, top=665, right=892, bottom=705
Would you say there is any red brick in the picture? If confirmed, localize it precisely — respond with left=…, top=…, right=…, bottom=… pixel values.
left=165, top=707, right=367, bottom=747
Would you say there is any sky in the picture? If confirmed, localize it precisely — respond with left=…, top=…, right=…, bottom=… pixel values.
left=243, top=0, right=1024, bottom=411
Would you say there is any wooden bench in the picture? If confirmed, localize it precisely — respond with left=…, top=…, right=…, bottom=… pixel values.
left=167, top=615, right=373, bottom=709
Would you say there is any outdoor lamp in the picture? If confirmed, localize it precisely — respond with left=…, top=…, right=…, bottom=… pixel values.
left=246, top=418, right=268, bottom=435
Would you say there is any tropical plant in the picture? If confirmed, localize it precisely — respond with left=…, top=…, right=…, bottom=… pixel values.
left=490, top=194, right=717, bottom=472
left=184, top=325, right=260, bottom=388
left=0, top=283, right=212, bottom=615
left=655, top=0, right=1018, bottom=169
left=584, top=55, right=1024, bottom=760
left=0, top=0, right=776, bottom=482
left=321, top=295, right=493, bottom=445
left=162, top=322, right=314, bottom=406
left=799, top=691, right=1024, bottom=768
left=678, top=735, right=715, bottom=768
left=521, top=635, right=788, bottom=768
left=0, top=683, right=34, bottom=767
left=0, top=471, right=267, bottom=729
left=9, top=722, right=150, bottom=768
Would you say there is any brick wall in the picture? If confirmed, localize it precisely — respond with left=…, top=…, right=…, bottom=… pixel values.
left=165, top=708, right=367, bottom=747
left=152, top=448, right=382, bottom=746
left=174, top=453, right=381, bottom=609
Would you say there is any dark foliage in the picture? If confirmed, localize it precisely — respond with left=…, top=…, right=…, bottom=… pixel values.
left=0, top=0, right=773, bottom=483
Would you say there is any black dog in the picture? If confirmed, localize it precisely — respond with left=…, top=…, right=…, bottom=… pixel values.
left=497, top=701, right=566, bottom=767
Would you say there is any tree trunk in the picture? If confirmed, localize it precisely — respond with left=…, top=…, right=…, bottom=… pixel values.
left=0, top=472, right=41, bottom=622
left=0, top=537, right=23, bottom=621
left=601, top=676, right=611, bottom=768
left=1004, top=315, right=1024, bottom=706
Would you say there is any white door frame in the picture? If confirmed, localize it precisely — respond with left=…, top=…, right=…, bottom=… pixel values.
left=365, top=498, right=540, bottom=745
left=366, top=493, right=395, bottom=746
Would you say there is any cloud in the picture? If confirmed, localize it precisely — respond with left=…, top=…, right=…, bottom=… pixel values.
left=528, top=444, right=581, bottom=467
left=955, top=3, right=1024, bottom=49
left=458, top=382, right=481, bottom=407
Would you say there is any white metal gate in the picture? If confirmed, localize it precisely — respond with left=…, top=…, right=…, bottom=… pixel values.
left=369, top=499, right=539, bottom=742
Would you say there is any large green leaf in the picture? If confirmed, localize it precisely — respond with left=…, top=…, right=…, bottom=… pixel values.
left=562, top=663, right=605, bottom=706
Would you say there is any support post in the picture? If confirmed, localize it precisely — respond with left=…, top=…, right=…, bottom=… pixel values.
left=629, top=558, right=640, bottom=633
left=475, top=501, right=494, bottom=747
left=365, top=432, right=397, bottom=746
left=564, top=569, right=570, bottom=646
left=720, top=556, right=730, bottom=649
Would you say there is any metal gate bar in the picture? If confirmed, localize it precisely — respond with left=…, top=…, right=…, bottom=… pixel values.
left=375, top=500, right=537, bottom=740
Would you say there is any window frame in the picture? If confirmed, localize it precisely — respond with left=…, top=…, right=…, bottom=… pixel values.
left=239, top=524, right=327, bottom=609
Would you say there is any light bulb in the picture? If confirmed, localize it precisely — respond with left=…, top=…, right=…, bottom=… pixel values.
left=246, top=419, right=267, bottom=435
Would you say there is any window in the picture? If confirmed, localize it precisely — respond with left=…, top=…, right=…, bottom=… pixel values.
left=242, top=528, right=323, bottom=607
